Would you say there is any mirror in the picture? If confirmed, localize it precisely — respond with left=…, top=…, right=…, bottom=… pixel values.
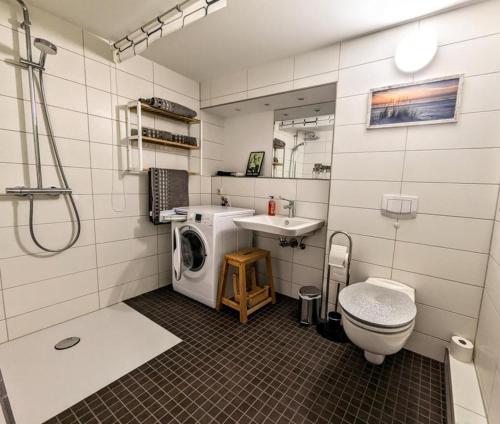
left=203, top=83, right=336, bottom=179
left=273, top=101, right=334, bottom=179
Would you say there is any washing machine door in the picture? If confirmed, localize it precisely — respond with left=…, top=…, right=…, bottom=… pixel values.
left=173, top=225, right=208, bottom=281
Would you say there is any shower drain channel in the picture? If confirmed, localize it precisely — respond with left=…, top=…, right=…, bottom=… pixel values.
left=54, top=337, right=80, bottom=350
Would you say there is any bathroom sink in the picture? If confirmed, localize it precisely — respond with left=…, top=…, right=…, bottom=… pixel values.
left=233, top=214, right=324, bottom=237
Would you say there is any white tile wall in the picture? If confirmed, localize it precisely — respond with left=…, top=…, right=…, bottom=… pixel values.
left=328, top=0, right=500, bottom=363
left=212, top=176, right=330, bottom=298
left=475, top=185, right=500, bottom=422
left=1, top=0, right=499, bottom=379
left=201, top=45, right=340, bottom=107
left=0, top=1, right=200, bottom=340
left=200, top=0, right=500, bottom=364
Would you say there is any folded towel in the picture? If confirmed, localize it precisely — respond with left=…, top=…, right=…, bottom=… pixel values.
left=140, top=97, right=197, bottom=119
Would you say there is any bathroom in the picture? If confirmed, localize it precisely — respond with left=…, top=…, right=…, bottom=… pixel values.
left=0, top=0, right=499, bottom=422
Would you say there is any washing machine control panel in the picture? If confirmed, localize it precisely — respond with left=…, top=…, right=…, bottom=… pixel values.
left=186, top=212, right=213, bottom=226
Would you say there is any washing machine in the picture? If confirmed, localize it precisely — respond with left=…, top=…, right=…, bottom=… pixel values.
left=172, top=206, right=254, bottom=308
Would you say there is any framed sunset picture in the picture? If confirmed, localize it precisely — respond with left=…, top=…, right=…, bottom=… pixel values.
left=367, top=75, right=463, bottom=128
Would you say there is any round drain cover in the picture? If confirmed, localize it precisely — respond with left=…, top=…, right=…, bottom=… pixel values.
left=54, top=337, right=80, bottom=350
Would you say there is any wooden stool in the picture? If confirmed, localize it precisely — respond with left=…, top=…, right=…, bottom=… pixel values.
left=216, top=248, right=276, bottom=323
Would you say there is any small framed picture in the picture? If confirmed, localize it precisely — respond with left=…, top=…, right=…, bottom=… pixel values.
left=246, top=151, right=265, bottom=177
left=367, top=75, right=463, bottom=128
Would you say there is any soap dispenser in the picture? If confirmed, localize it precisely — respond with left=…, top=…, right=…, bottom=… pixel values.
left=268, top=196, right=276, bottom=216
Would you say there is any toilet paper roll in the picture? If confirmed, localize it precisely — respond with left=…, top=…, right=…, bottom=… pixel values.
left=329, top=245, right=349, bottom=269
left=450, top=336, right=474, bottom=363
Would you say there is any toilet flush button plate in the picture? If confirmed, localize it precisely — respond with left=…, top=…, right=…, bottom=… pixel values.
left=381, top=194, right=418, bottom=219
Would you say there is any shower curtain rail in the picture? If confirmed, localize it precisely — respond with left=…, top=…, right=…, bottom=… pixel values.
left=112, top=0, right=227, bottom=63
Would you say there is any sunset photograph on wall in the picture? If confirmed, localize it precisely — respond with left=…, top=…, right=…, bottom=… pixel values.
left=367, top=75, right=463, bottom=128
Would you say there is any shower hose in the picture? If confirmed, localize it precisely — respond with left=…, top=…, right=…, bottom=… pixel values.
left=28, top=69, right=81, bottom=253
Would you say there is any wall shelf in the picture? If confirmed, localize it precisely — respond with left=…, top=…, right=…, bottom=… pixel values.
left=129, top=103, right=201, bottom=124
left=126, top=100, right=203, bottom=173
left=129, top=135, right=199, bottom=150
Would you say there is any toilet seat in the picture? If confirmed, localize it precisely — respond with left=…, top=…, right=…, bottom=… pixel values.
left=339, top=281, right=417, bottom=330
left=341, top=311, right=414, bottom=334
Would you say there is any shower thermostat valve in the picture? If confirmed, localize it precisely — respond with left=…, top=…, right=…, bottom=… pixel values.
left=5, top=186, right=72, bottom=196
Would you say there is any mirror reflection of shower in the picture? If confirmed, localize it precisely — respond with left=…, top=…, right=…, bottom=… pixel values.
left=273, top=102, right=334, bottom=179
left=5, top=0, right=81, bottom=253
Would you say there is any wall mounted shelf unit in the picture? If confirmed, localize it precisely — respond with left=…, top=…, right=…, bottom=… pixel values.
left=126, top=99, right=203, bottom=174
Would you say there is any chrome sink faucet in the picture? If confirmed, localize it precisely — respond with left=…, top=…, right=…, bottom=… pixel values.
left=279, top=196, right=295, bottom=218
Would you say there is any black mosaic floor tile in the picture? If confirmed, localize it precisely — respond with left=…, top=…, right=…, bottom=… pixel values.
left=46, top=287, right=447, bottom=424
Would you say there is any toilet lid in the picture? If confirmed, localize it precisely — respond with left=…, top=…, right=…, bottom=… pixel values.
left=339, top=283, right=416, bottom=328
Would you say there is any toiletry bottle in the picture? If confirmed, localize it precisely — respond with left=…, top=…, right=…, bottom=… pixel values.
left=268, top=196, right=276, bottom=216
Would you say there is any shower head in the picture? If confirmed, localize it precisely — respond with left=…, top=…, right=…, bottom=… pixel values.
left=35, top=38, right=57, bottom=55
left=291, top=142, right=306, bottom=152
left=34, top=38, right=57, bottom=67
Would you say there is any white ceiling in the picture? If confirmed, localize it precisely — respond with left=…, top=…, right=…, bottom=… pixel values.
left=205, top=83, right=336, bottom=119
left=29, top=0, right=477, bottom=81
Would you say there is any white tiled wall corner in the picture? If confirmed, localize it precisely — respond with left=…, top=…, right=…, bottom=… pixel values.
left=475, top=293, right=500, bottom=411
left=0, top=0, right=200, bottom=342
left=475, top=183, right=500, bottom=421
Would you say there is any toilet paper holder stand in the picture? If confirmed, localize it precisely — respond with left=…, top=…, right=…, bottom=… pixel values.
left=317, top=230, right=353, bottom=342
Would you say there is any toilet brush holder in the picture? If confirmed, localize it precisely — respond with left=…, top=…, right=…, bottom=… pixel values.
left=317, top=311, right=349, bottom=342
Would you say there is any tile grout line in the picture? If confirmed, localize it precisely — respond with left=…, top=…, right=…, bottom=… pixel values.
left=153, top=62, right=162, bottom=290
left=81, top=29, right=101, bottom=310
left=391, top=125, right=410, bottom=279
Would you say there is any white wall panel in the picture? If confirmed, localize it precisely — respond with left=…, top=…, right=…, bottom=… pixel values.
left=0, top=0, right=200, bottom=343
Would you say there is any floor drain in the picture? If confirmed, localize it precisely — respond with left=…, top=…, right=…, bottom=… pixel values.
left=54, top=337, right=80, bottom=350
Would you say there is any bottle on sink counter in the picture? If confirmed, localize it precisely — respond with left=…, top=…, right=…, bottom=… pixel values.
left=268, top=196, right=276, bottom=216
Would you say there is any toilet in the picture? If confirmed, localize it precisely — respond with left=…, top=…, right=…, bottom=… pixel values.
left=338, top=278, right=417, bottom=365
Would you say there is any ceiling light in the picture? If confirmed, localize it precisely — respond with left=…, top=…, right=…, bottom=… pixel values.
left=314, top=108, right=320, bottom=113
left=394, top=28, right=437, bottom=73
left=297, top=97, right=305, bottom=101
